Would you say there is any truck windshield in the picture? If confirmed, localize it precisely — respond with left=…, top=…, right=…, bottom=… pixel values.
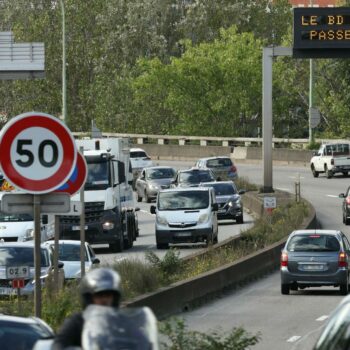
left=0, top=213, right=33, bottom=222
left=85, top=160, right=110, bottom=190
left=158, top=191, right=209, bottom=210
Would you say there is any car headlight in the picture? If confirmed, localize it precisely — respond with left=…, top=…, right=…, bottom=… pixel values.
left=102, top=221, right=115, bottom=230
left=149, top=184, right=159, bottom=190
left=198, top=213, right=209, bottom=224
left=23, top=228, right=34, bottom=241
left=229, top=200, right=241, bottom=208
left=157, top=216, right=168, bottom=225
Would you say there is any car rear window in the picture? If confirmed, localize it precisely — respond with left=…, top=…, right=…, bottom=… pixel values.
left=287, top=234, right=340, bottom=252
left=206, top=158, right=232, bottom=168
left=130, top=151, right=148, bottom=158
left=179, top=170, right=214, bottom=184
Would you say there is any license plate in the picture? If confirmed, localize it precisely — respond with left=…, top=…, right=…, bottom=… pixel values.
left=72, top=226, right=88, bottom=231
left=175, top=232, right=192, bottom=237
left=218, top=209, right=226, bottom=213
left=302, top=264, right=325, bottom=271
left=0, top=287, right=16, bottom=295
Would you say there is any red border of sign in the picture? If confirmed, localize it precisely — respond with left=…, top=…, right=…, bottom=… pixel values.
left=0, top=112, right=77, bottom=193
left=55, top=152, right=87, bottom=195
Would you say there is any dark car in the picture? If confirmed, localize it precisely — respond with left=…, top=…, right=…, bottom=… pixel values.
left=0, top=314, right=54, bottom=350
left=313, top=294, right=350, bottom=350
left=171, top=168, right=216, bottom=188
left=195, top=156, right=237, bottom=181
left=280, top=229, right=350, bottom=295
left=135, top=166, right=176, bottom=203
left=199, top=181, right=245, bottom=223
left=339, top=187, right=350, bottom=225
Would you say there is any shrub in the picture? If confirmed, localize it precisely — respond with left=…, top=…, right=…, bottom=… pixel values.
left=159, top=318, right=261, bottom=349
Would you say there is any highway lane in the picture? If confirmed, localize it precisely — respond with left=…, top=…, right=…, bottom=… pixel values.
left=94, top=159, right=254, bottom=264
left=180, top=161, right=350, bottom=350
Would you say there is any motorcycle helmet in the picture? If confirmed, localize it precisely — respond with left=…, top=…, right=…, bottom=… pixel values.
left=80, top=268, right=121, bottom=308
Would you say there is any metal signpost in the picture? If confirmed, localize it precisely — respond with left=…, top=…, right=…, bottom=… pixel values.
left=0, top=112, right=77, bottom=317
left=262, top=7, right=350, bottom=192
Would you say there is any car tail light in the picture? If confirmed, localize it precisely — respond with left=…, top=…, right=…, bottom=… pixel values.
left=331, top=158, right=334, bottom=165
left=281, top=252, right=288, bottom=267
left=339, top=252, right=348, bottom=267
left=230, top=165, right=237, bottom=173
left=346, top=197, right=350, bottom=205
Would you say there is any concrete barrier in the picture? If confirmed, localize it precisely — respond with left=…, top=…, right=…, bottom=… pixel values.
left=125, top=195, right=317, bottom=319
left=134, top=144, right=313, bottom=165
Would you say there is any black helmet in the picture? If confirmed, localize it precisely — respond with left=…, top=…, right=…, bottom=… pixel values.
left=80, top=268, right=121, bottom=308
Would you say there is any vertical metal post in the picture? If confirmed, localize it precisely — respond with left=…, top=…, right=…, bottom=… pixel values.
left=34, top=195, right=41, bottom=318
left=60, top=0, right=67, bottom=126
left=262, top=47, right=273, bottom=193
left=80, top=147, right=86, bottom=278
left=308, top=0, right=314, bottom=144
left=53, top=215, right=60, bottom=292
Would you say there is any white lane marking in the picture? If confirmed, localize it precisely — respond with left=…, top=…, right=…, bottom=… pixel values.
left=114, top=257, right=127, bottom=263
left=316, top=315, right=329, bottom=322
left=276, top=187, right=291, bottom=192
left=327, top=195, right=339, bottom=198
left=140, top=209, right=150, bottom=214
left=288, top=176, right=305, bottom=179
left=287, top=336, right=301, bottom=343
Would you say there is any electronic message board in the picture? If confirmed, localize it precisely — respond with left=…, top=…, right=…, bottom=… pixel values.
left=293, top=7, right=350, bottom=58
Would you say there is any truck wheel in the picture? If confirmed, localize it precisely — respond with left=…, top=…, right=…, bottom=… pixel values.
left=110, top=235, right=124, bottom=253
left=124, top=214, right=134, bottom=249
left=281, top=284, right=290, bottom=295
left=325, top=165, right=333, bottom=179
left=311, top=164, right=319, bottom=178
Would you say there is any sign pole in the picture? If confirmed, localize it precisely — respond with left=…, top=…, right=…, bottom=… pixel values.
left=79, top=147, right=86, bottom=279
left=53, top=215, right=60, bottom=293
left=34, top=194, right=42, bottom=318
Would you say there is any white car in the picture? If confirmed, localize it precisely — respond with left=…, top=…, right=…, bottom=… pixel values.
left=44, top=240, right=100, bottom=280
left=130, top=148, right=153, bottom=189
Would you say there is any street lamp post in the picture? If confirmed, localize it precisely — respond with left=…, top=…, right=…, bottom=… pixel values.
left=60, top=0, right=67, bottom=126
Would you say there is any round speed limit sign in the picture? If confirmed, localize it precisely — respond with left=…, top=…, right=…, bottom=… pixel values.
left=0, top=112, right=77, bottom=193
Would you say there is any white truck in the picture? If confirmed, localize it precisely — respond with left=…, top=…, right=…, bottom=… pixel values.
left=58, top=138, right=139, bottom=252
left=310, top=143, right=350, bottom=179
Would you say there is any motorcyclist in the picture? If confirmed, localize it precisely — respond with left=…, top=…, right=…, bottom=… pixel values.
left=52, top=268, right=121, bottom=350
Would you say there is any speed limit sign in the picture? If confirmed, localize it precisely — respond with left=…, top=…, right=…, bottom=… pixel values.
left=0, top=112, right=77, bottom=193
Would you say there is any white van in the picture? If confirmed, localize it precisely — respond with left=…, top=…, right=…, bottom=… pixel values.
left=150, top=187, right=218, bottom=249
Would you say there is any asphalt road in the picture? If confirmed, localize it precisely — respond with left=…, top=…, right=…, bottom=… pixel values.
left=181, top=161, right=350, bottom=350
left=94, top=159, right=253, bottom=265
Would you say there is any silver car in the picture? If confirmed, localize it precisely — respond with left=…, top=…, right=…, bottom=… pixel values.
left=135, top=166, right=176, bottom=203
left=195, top=156, right=237, bottom=181
left=280, top=230, right=350, bottom=295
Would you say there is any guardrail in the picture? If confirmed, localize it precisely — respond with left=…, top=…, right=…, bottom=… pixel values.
left=73, top=132, right=348, bottom=149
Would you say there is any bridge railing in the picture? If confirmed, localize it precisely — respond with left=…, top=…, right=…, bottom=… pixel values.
left=73, top=132, right=348, bottom=149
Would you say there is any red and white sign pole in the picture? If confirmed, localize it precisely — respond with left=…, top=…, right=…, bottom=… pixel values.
left=0, top=112, right=77, bottom=317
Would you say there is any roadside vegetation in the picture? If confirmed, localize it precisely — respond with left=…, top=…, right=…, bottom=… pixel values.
left=0, top=189, right=308, bottom=350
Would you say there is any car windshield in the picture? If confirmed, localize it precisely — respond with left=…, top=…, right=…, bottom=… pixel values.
left=0, top=247, right=49, bottom=267
left=204, top=183, right=237, bottom=195
left=179, top=171, right=214, bottom=184
left=158, top=191, right=209, bottom=210
left=58, top=244, right=88, bottom=262
left=85, top=160, right=110, bottom=190
left=0, top=321, right=52, bottom=350
left=287, top=234, right=340, bottom=252
left=206, top=158, right=232, bottom=168
left=130, top=151, right=148, bottom=158
left=0, top=213, right=33, bottom=222
left=147, top=168, right=175, bottom=180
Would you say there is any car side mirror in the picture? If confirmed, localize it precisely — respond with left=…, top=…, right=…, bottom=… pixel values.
left=128, top=180, right=133, bottom=186
left=238, top=189, right=246, bottom=195
left=92, top=257, right=100, bottom=265
left=57, top=261, right=64, bottom=269
left=312, top=151, right=318, bottom=156
left=339, top=193, right=346, bottom=198
left=212, top=203, right=219, bottom=211
left=135, top=207, right=140, bottom=212
left=150, top=205, right=156, bottom=214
